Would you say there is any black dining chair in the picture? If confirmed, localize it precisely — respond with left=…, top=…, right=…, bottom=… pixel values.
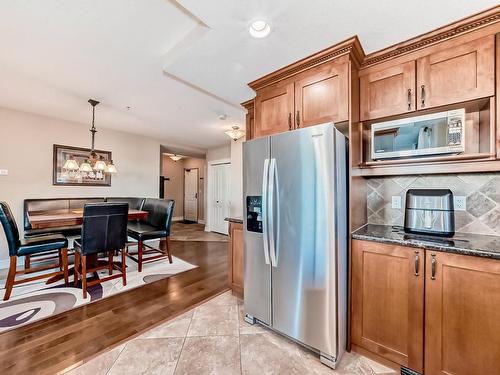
left=126, top=198, right=175, bottom=272
left=73, top=203, right=128, bottom=299
left=0, top=201, right=68, bottom=301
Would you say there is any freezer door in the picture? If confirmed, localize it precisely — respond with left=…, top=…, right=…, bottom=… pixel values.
left=270, top=123, right=346, bottom=358
left=243, top=136, right=272, bottom=325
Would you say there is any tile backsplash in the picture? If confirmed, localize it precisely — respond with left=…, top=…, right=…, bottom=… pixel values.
left=366, top=173, right=500, bottom=236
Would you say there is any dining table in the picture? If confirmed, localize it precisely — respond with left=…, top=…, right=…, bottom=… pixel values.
left=27, top=208, right=149, bottom=284
left=28, top=208, right=148, bottom=230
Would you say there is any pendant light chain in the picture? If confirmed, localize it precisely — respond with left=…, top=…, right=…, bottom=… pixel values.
left=61, top=99, right=118, bottom=180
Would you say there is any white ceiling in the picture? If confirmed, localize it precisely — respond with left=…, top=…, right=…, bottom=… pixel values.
left=0, top=0, right=497, bottom=152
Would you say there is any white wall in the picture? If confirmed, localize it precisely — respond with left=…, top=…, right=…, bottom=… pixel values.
left=0, top=107, right=160, bottom=263
left=206, top=144, right=230, bottom=162
left=229, top=137, right=244, bottom=219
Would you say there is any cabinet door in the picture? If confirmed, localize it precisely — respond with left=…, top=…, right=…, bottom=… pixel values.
left=294, top=61, right=349, bottom=128
left=417, top=35, right=495, bottom=110
left=352, top=240, right=424, bottom=372
left=228, top=222, right=244, bottom=297
left=360, top=61, right=415, bottom=121
left=425, top=252, right=500, bottom=375
left=254, top=82, right=294, bottom=138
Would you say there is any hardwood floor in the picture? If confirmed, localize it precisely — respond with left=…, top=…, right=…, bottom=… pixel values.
left=0, top=240, right=229, bottom=375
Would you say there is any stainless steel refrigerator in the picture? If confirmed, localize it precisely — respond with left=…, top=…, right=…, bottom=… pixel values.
left=243, top=123, right=347, bottom=368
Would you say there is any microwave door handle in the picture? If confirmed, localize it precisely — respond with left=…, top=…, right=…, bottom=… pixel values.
left=268, top=158, right=278, bottom=268
left=262, top=159, right=271, bottom=265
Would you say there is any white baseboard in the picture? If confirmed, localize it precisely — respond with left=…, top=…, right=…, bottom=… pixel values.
left=198, top=219, right=205, bottom=224
left=172, top=216, right=184, bottom=222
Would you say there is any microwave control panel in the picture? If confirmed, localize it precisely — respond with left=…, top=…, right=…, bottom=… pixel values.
left=447, top=115, right=463, bottom=146
left=246, top=196, right=263, bottom=233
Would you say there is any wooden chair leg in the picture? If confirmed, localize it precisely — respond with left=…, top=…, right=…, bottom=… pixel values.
left=82, top=255, right=87, bottom=299
left=164, top=237, right=173, bottom=264
left=62, top=248, right=69, bottom=284
left=58, top=250, right=63, bottom=271
left=121, top=248, right=127, bottom=286
left=3, top=257, right=17, bottom=301
left=24, top=255, right=31, bottom=270
left=73, top=251, right=80, bottom=287
left=108, top=250, right=114, bottom=275
left=138, top=240, right=143, bottom=272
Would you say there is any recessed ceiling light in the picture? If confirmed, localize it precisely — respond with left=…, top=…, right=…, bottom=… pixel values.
left=249, top=20, right=271, bottom=39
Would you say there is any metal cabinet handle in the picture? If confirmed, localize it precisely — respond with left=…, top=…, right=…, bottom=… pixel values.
left=407, top=89, right=412, bottom=110
left=421, top=85, right=426, bottom=108
left=296, top=110, right=301, bottom=128
left=288, top=113, right=292, bottom=130
left=414, top=251, right=420, bottom=276
left=431, top=254, right=436, bottom=280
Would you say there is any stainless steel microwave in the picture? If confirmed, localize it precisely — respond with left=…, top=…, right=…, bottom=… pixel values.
left=371, top=109, right=465, bottom=160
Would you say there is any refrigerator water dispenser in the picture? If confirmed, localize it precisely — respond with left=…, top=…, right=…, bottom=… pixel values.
left=246, top=196, right=262, bottom=233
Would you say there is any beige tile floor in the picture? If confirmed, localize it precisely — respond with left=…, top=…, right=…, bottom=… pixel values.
left=64, top=291, right=397, bottom=375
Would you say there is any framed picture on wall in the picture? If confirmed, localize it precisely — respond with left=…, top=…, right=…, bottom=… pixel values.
left=53, top=144, right=112, bottom=186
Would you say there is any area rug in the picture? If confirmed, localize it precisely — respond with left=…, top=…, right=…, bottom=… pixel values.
left=0, top=254, right=197, bottom=332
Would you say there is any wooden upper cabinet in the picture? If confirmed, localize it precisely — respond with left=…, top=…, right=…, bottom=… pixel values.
left=360, top=61, right=416, bottom=121
left=425, top=252, right=500, bottom=375
left=352, top=240, right=424, bottom=373
left=417, top=35, right=495, bottom=110
left=294, top=61, right=349, bottom=128
left=254, top=82, right=294, bottom=138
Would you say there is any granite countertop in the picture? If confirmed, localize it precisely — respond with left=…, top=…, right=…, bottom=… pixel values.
left=225, top=217, right=243, bottom=224
left=352, top=224, right=500, bottom=260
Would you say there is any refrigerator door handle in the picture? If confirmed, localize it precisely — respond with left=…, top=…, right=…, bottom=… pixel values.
left=268, top=158, right=278, bottom=268
left=262, top=158, right=271, bottom=265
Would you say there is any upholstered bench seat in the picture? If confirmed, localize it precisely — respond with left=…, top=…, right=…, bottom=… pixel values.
left=25, top=225, right=82, bottom=238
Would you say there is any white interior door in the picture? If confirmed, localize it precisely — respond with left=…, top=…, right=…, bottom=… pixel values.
left=210, top=163, right=230, bottom=234
left=184, top=168, right=198, bottom=222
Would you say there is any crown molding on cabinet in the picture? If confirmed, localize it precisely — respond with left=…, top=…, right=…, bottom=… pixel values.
left=240, top=98, right=254, bottom=110
left=362, top=5, right=500, bottom=67
left=248, top=36, right=365, bottom=91
left=242, top=6, right=500, bottom=107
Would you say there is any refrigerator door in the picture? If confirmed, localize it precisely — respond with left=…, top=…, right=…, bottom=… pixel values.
left=269, top=123, right=346, bottom=359
left=243, top=136, right=272, bottom=326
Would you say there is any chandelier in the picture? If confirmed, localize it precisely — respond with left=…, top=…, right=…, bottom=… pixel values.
left=225, top=125, right=245, bottom=141
left=62, top=99, right=117, bottom=180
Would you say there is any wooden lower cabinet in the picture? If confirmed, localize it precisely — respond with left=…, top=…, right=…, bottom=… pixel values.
left=228, top=222, right=244, bottom=298
left=352, top=240, right=424, bottom=372
left=425, top=251, right=500, bottom=375
left=352, top=240, right=500, bottom=374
